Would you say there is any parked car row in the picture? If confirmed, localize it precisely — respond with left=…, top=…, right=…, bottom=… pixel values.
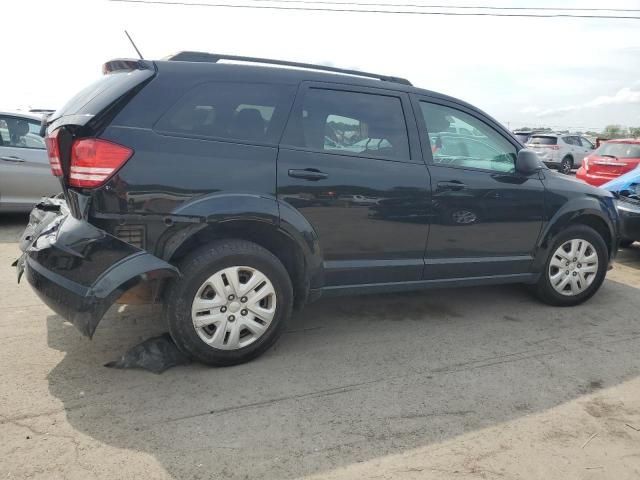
left=579, top=139, right=640, bottom=247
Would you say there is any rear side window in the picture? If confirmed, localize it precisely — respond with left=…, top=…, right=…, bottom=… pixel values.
left=529, top=136, right=557, bottom=145
left=155, top=82, right=295, bottom=145
left=287, top=88, right=410, bottom=161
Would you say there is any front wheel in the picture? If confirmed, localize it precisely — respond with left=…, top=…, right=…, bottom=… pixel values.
left=535, top=225, right=608, bottom=306
left=164, top=239, right=293, bottom=366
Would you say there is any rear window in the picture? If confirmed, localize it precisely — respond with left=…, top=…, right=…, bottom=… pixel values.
left=529, top=136, right=557, bottom=145
left=155, top=82, right=295, bottom=145
left=597, top=142, right=640, bottom=159
left=52, top=69, right=154, bottom=122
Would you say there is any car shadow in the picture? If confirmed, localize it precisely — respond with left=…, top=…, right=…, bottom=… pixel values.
left=0, top=213, right=29, bottom=243
left=46, top=281, right=640, bottom=479
left=616, top=243, right=640, bottom=271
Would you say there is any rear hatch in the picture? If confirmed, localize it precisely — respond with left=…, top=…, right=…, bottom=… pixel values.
left=586, top=142, right=640, bottom=177
left=527, top=135, right=558, bottom=160
left=43, top=59, right=156, bottom=218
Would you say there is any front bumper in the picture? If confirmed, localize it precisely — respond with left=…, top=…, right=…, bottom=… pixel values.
left=16, top=198, right=178, bottom=338
left=616, top=198, right=640, bottom=242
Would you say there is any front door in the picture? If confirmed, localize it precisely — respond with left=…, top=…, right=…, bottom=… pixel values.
left=277, top=84, right=430, bottom=287
left=415, top=98, right=545, bottom=279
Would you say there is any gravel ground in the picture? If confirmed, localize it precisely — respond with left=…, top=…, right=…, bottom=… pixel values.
left=1, top=213, right=640, bottom=479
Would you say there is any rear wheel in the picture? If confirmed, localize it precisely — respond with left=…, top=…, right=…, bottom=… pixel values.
left=535, top=225, right=607, bottom=306
left=559, top=156, right=573, bottom=174
left=164, top=239, right=293, bottom=366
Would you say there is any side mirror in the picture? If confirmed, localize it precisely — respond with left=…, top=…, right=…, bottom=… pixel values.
left=516, top=149, right=543, bottom=175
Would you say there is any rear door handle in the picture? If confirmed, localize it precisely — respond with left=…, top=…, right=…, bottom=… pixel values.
left=288, top=168, right=328, bottom=181
left=437, top=181, right=466, bottom=191
left=1, top=155, right=25, bottom=163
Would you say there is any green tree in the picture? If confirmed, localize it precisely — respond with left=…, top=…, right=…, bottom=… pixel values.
left=629, top=127, right=640, bottom=138
left=601, top=125, right=628, bottom=139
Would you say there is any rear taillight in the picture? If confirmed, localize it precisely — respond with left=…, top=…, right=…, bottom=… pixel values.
left=69, top=139, right=132, bottom=188
left=45, top=129, right=62, bottom=176
left=551, top=145, right=560, bottom=150
left=583, top=157, right=589, bottom=172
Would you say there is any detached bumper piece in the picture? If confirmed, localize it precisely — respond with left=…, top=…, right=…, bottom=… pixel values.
left=16, top=198, right=178, bottom=338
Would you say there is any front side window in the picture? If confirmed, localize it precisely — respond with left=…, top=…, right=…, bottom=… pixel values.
left=419, top=102, right=516, bottom=173
left=0, top=116, right=44, bottom=149
left=579, top=137, right=595, bottom=149
left=155, top=83, right=295, bottom=144
left=292, top=88, right=410, bottom=161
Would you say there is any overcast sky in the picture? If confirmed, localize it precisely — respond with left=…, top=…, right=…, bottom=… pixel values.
left=3, top=0, right=639, bottom=131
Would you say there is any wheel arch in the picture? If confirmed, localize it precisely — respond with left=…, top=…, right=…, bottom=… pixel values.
left=162, top=219, right=321, bottom=310
left=534, top=200, right=617, bottom=271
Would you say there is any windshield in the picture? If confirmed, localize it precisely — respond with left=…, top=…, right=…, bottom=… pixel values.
left=514, top=133, right=530, bottom=143
left=596, top=142, right=640, bottom=159
left=528, top=136, right=557, bottom=145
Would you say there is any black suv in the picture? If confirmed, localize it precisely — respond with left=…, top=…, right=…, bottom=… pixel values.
left=17, top=53, right=619, bottom=366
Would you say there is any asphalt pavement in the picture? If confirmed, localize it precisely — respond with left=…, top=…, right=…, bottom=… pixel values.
left=2, top=213, right=640, bottom=479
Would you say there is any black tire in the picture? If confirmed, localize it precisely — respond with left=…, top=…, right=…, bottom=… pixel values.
left=164, top=239, right=293, bottom=366
left=620, top=239, right=635, bottom=248
left=535, top=225, right=608, bottom=306
left=559, top=156, right=573, bottom=174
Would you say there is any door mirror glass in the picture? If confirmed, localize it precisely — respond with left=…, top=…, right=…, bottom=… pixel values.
left=516, top=149, right=543, bottom=174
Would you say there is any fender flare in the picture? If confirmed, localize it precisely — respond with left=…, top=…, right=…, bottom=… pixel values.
left=533, top=196, right=617, bottom=271
left=158, top=193, right=324, bottom=289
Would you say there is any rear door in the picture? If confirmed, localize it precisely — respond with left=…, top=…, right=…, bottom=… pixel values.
left=0, top=115, right=59, bottom=209
left=414, top=97, right=545, bottom=279
left=277, top=83, right=430, bottom=286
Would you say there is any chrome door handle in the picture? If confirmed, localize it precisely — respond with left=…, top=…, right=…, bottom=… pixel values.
left=437, top=181, right=466, bottom=191
left=288, top=168, right=329, bottom=181
left=0, top=155, right=25, bottom=163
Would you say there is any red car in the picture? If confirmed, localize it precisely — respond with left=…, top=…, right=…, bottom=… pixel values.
left=576, top=139, right=640, bottom=186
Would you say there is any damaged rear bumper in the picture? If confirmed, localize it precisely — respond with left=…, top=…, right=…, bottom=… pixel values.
left=16, top=198, right=179, bottom=338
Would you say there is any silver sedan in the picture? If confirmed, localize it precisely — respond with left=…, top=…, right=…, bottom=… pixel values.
left=0, top=111, right=60, bottom=212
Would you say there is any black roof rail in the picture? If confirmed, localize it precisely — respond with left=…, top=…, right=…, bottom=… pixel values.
left=164, top=51, right=412, bottom=86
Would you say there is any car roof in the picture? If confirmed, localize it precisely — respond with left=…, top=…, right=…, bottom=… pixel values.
left=153, top=59, right=484, bottom=114
left=0, top=110, right=43, bottom=121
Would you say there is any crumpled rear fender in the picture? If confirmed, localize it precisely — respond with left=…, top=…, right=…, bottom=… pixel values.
left=18, top=198, right=179, bottom=338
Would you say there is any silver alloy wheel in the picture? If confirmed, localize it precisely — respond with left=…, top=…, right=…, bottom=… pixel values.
left=548, top=239, right=599, bottom=296
left=559, top=158, right=572, bottom=174
left=191, top=266, right=277, bottom=350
